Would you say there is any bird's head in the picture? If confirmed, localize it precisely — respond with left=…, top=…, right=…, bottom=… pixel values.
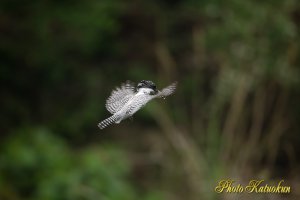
left=137, top=80, right=158, bottom=94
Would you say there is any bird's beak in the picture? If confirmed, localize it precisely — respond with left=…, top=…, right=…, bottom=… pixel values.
left=150, top=89, right=159, bottom=95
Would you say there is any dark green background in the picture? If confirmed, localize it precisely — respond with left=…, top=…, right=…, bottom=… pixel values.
left=1, top=0, right=299, bottom=199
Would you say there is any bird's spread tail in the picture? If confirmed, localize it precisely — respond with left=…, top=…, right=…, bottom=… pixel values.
left=98, top=115, right=118, bottom=129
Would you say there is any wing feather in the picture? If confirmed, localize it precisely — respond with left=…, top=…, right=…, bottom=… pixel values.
left=105, top=81, right=135, bottom=114
left=156, top=82, right=177, bottom=98
left=125, top=95, right=151, bottom=116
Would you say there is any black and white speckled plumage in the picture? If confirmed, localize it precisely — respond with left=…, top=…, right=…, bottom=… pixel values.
left=98, top=80, right=177, bottom=129
left=105, top=81, right=135, bottom=114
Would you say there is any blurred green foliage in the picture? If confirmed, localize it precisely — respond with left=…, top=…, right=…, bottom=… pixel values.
left=0, top=0, right=300, bottom=199
left=0, top=128, right=140, bottom=200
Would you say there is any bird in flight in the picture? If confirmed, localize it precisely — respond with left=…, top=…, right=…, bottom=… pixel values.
left=98, top=80, right=177, bottom=129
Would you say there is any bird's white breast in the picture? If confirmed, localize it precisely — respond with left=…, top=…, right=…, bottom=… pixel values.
left=137, top=88, right=154, bottom=95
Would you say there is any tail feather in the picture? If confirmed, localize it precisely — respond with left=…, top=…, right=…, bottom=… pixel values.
left=98, top=115, right=118, bottom=129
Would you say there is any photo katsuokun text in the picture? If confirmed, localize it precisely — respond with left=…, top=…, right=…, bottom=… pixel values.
left=215, top=179, right=291, bottom=194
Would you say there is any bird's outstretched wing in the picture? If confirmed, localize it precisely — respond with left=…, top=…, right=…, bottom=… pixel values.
left=105, top=81, right=135, bottom=114
left=156, top=82, right=177, bottom=98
